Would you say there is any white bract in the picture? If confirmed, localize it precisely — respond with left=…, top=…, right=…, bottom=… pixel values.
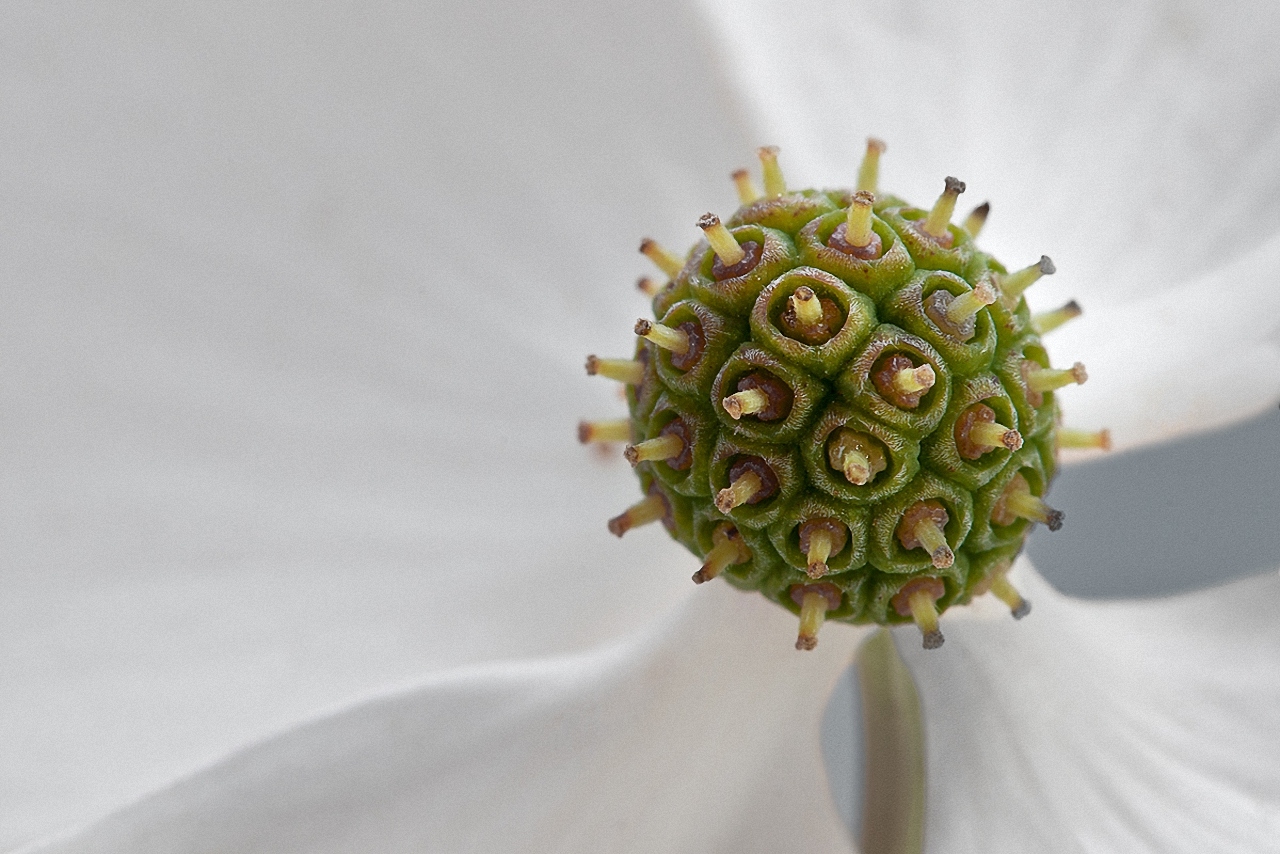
left=3, top=1, right=1279, bottom=852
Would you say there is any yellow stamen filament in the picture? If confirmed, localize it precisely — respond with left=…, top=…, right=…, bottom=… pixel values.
left=845, top=190, right=876, bottom=248
left=795, top=591, right=829, bottom=651
left=607, top=492, right=667, bottom=537
left=856, top=137, right=886, bottom=194
left=827, top=429, right=888, bottom=486
left=634, top=318, right=690, bottom=355
left=892, top=363, right=937, bottom=398
left=693, top=525, right=751, bottom=584
left=906, top=588, right=944, bottom=649
left=758, top=145, right=786, bottom=197
left=839, top=450, right=873, bottom=485
left=913, top=518, right=954, bottom=569
left=1058, top=426, right=1112, bottom=451
left=623, top=433, right=684, bottom=467
left=922, top=176, right=965, bottom=239
left=1002, top=488, right=1061, bottom=528
left=577, top=419, right=630, bottom=444
left=722, top=387, right=770, bottom=420
left=943, top=280, right=998, bottom=327
left=989, top=573, right=1031, bottom=619
left=963, top=201, right=990, bottom=238
left=731, top=168, right=761, bottom=204
left=584, top=355, right=644, bottom=385
left=805, top=534, right=834, bottom=576
left=789, top=286, right=826, bottom=327
left=1031, top=300, right=1083, bottom=335
left=1001, top=255, right=1055, bottom=306
left=636, top=276, right=662, bottom=297
left=715, top=470, right=763, bottom=513
left=1025, top=361, right=1087, bottom=393
left=639, top=238, right=683, bottom=278
left=804, top=528, right=836, bottom=577
left=696, top=213, right=746, bottom=267
left=969, top=418, right=1023, bottom=451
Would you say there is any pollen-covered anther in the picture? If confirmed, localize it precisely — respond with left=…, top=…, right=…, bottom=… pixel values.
left=624, top=433, right=684, bottom=467
left=636, top=276, right=663, bottom=297
left=963, top=201, right=990, bottom=238
left=1024, top=361, right=1087, bottom=394
left=792, top=582, right=842, bottom=651
left=693, top=523, right=751, bottom=584
left=920, top=176, right=965, bottom=245
left=856, top=137, right=886, bottom=194
left=723, top=371, right=793, bottom=421
left=897, top=500, right=954, bottom=569
left=578, top=418, right=630, bottom=444
left=992, top=472, right=1063, bottom=531
left=799, top=518, right=848, bottom=578
left=696, top=212, right=746, bottom=268
left=722, top=387, right=770, bottom=420
left=1031, top=300, right=1082, bottom=335
left=898, top=365, right=936, bottom=395
left=925, top=278, right=997, bottom=341
left=892, top=577, right=946, bottom=649
left=634, top=318, right=690, bottom=356
left=757, top=145, right=786, bottom=197
left=827, top=428, right=888, bottom=486
left=584, top=355, right=644, bottom=385
left=789, top=286, right=825, bottom=327
left=607, top=491, right=669, bottom=537
left=872, top=353, right=937, bottom=409
left=716, top=470, right=762, bottom=513
left=781, top=287, right=841, bottom=343
left=1057, top=426, right=1112, bottom=451
left=639, top=238, right=683, bottom=278
left=956, top=403, right=1022, bottom=459
left=731, top=168, right=761, bottom=205
left=715, top=456, right=779, bottom=513
left=1001, top=255, right=1055, bottom=307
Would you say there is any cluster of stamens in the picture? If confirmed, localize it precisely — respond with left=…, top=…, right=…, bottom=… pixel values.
left=580, top=139, right=1107, bottom=650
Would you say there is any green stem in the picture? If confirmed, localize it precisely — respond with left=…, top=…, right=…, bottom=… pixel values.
left=857, top=628, right=926, bottom=854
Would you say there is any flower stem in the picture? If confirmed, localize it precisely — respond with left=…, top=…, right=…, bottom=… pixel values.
left=857, top=628, right=926, bottom=854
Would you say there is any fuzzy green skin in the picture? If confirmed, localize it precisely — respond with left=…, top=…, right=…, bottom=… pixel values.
left=631, top=189, right=1057, bottom=626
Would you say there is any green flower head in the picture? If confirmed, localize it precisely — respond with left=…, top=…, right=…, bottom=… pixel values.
left=584, top=142, right=1107, bottom=651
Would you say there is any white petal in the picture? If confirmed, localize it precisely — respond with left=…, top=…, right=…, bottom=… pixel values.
left=901, top=561, right=1280, bottom=851
left=20, top=586, right=866, bottom=854
left=0, top=1, right=747, bottom=844
left=695, top=0, right=1280, bottom=295
left=694, top=0, right=1280, bottom=448
left=1050, top=232, right=1280, bottom=453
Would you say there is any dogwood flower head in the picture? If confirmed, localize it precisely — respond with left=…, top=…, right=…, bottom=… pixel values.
left=585, top=144, right=1092, bottom=651
left=7, top=1, right=1280, bottom=853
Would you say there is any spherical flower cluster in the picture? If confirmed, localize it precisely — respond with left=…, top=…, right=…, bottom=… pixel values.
left=583, top=142, right=1107, bottom=651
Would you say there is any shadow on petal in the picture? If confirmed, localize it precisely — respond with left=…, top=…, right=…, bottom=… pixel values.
left=1030, top=408, right=1280, bottom=598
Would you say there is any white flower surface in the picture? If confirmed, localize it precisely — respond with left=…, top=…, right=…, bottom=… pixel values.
left=2, top=1, right=1279, bottom=852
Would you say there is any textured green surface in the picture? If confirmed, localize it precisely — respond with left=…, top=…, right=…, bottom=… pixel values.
left=625, top=187, right=1058, bottom=626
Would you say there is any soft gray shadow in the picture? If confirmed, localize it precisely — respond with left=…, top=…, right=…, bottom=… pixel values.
left=824, top=410, right=1280, bottom=840
left=1028, top=408, right=1280, bottom=598
left=820, top=661, right=863, bottom=841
